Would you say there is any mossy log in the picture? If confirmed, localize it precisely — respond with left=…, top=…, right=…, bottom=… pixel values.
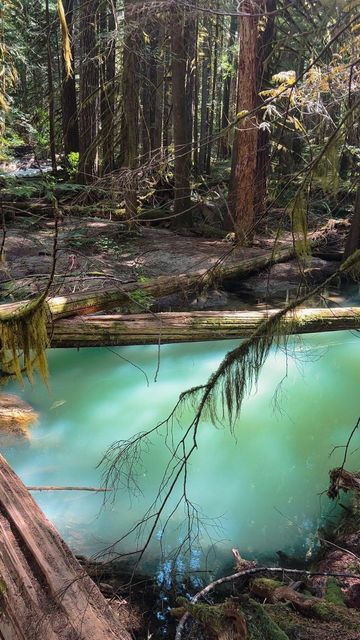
left=0, top=247, right=295, bottom=320
left=250, top=578, right=360, bottom=629
left=0, top=454, right=132, bottom=640
left=49, top=307, right=360, bottom=348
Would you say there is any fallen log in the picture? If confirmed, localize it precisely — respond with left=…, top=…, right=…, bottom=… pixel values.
left=0, top=247, right=295, bottom=319
left=0, top=454, right=132, bottom=640
left=27, top=485, right=112, bottom=492
left=50, top=307, right=360, bottom=348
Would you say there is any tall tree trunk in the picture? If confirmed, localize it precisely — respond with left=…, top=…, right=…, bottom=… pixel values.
left=153, top=22, right=165, bottom=157
left=254, top=0, right=276, bottom=218
left=45, top=0, right=56, bottom=172
left=219, top=15, right=237, bottom=159
left=100, top=0, right=116, bottom=174
left=171, top=8, right=192, bottom=225
left=198, top=18, right=210, bottom=174
left=193, top=16, right=199, bottom=173
left=121, top=0, right=140, bottom=215
left=227, top=0, right=260, bottom=242
left=61, top=0, right=79, bottom=158
left=206, top=10, right=220, bottom=174
left=78, top=0, right=99, bottom=183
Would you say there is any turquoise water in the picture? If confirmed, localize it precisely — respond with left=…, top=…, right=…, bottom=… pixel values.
left=3, top=332, right=360, bottom=572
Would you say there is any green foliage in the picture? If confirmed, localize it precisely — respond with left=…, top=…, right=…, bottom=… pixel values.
left=129, top=288, right=154, bottom=311
left=66, top=152, right=80, bottom=180
left=0, top=176, right=41, bottom=200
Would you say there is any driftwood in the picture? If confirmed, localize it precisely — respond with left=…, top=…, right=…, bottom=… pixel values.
left=49, top=307, right=360, bottom=348
left=0, top=247, right=295, bottom=319
left=0, top=454, right=131, bottom=640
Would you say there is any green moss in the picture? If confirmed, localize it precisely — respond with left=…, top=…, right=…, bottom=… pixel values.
left=250, top=577, right=282, bottom=598
left=0, top=577, right=6, bottom=594
left=172, top=597, right=240, bottom=635
left=129, top=288, right=154, bottom=311
left=312, top=601, right=360, bottom=631
left=244, top=599, right=289, bottom=640
left=325, top=578, right=345, bottom=607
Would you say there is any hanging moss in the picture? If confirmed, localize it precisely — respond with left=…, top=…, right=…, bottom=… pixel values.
left=0, top=301, right=49, bottom=385
left=289, top=188, right=310, bottom=260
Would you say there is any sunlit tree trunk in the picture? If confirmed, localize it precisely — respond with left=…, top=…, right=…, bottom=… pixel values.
left=228, top=0, right=261, bottom=242
left=171, top=7, right=192, bottom=225
left=78, top=0, right=99, bottom=183
left=61, top=0, right=79, bottom=159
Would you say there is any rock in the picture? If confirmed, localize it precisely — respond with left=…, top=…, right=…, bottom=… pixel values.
left=0, top=394, right=38, bottom=444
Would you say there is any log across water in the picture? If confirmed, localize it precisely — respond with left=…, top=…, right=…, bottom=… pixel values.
left=50, top=307, right=360, bottom=348
left=0, top=454, right=131, bottom=640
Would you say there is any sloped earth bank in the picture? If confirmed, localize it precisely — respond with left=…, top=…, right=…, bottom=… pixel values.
left=0, top=216, right=353, bottom=310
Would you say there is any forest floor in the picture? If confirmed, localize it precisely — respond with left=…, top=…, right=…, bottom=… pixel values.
left=0, top=214, right=351, bottom=310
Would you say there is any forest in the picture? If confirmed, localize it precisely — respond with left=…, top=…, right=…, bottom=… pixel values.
left=0, top=0, right=360, bottom=638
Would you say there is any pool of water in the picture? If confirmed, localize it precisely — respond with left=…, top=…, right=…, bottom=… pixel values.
left=3, top=332, right=360, bottom=574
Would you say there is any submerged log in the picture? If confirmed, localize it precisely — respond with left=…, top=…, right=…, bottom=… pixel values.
left=0, top=247, right=295, bottom=319
left=0, top=454, right=132, bottom=640
left=50, top=307, right=360, bottom=348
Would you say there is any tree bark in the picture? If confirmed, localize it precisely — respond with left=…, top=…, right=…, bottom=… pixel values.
left=61, top=0, right=79, bottom=158
left=0, top=454, right=132, bottom=640
left=50, top=307, right=360, bottom=348
left=45, top=0, right=57, bottom=173
left=227, top=0, right=261, bottom=242
left=100, top=0, right=116, bottom=174
left=171, top=7, right=192, bottom=225
left=198, top=18, right=210, bottom=174
left=121, top=0, right=140, bottom=215
left=219, top=16, right=237, bottom=159
left=78, top=0, right=99, bottom=183
left=254, top=0, right=276, bottom=218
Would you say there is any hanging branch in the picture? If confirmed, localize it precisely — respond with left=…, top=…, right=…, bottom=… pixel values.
left=100, top=249, right=360, bottom=567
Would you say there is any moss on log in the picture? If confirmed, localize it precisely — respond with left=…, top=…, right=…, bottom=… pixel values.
left=49, top=307, right=360, bottom=348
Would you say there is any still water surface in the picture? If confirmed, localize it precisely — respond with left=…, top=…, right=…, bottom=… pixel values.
left=4, top=332, right=360, bottom=573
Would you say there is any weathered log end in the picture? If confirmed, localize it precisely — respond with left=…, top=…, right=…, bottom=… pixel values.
left=0, top=454, right=132, bottom=640
left=0, top=394, right=38, bottom=445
